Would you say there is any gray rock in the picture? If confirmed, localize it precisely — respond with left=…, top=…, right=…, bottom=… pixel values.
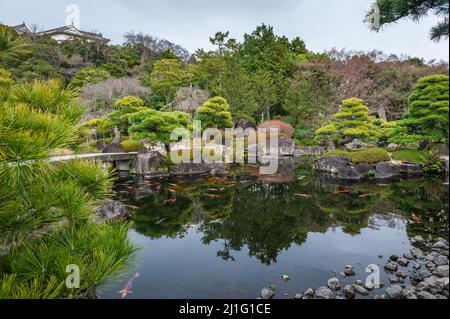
left=417, top=291, right=438, bottom=299
left=413, top=235, right=425, bottom=243
left=433, top=255, right=448, bottom=267
left=384, top=261, right=398, bottom=273
left=386, top=285, right=403, bottom=299
left=278, top=137, right=296, bottom=156
left=387, top=143, right=401, bottom=150
left=327, top=278, right=341, bottom=291
left=304, top=288, right=315, bottom=297
left=400, top=163, right=424, bottom=176
left=433, top=241, right=447, bottom=249
left=375, top=162, right=401, bottom=179
left=355, top=280, right=363, bottom=286
left=390, top=255, right=399, bottom=262
left=343, top=285, right=356, bottom=299
left=397, top=258, right=409, bottom=267
left=351, top=284, right=369, bottom=296
left=314, top=156, right=350, bottom=175
left=344, top=265, right=356, bottom=276
left=396, top=271, right=408, bottom=279
left=294, top=293, right=303, bottom=300
left=389, top=275, right=404, bottom=284
left=169, top=163, right=229, bottom=176
left=402, top=288, right=417, bottom=299
left=315, top=286, right=334, bottom=299
left=261, top=288, right=274, bottom=299
left=131, top=151, right=165, bottom=175
left=102, top=141, right=125, bottom=154
left=235, top=118, right=257, bottom=131
left=411, top=247, right=424, bottom=258
left=294, top=146, right=326, bottom=157
left=413, top=263, right=422, bottom=270
left=403, top=253, right=416, bottom=260
left=92, top=200, right=130, bottom=222
left=433, top=265, right=449, bottom=278
left=345, top=139, right=369, bottom=150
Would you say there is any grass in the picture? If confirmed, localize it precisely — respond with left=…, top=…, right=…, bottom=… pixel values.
left=391, top=149, right=429, bottom=163
left=322, top=148, right=391, bottom=164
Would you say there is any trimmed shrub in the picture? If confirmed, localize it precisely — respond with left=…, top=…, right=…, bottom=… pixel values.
left=322, top=148, right=390, bottom=164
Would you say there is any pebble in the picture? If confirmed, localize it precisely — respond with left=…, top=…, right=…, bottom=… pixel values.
left=416, top=291, right=438, bottom=299
left=261, top=288, right=274, bottom=299
left=327, top=278, right=341, bottom=291
left=384, top=261, right=398, bottom=272
left=397, top=258, right=409, bottom=267
left=343, top=285, right=355, bottom=299
left=389, top=275, right=404, bottom=284
left=314, top=286, right=334, bottom=299
left=386, top=285, right=403, bottom=299
left=414, top=236, right=425, bottom=243
left=433, top=265, right=449, bottom=278
left=413, top=263, right=422, bottom=270
left=344, top=265, right=356, bottom=276
left=294, top=293, right=303, bottom=300
left=433, top=255, right=448, bottom=267
left=411, top=247, right=424, bottom=258
left=389, top=255, right=399, bottom=262
left=351, top=284, right=369, bottom=296
left=403, top=253, right=415, bottom=260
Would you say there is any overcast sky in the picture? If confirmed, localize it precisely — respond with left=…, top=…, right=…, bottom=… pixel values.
left=1, top=0, right=448, bottom=62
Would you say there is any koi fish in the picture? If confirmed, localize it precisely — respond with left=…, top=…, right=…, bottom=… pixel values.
left=118, top=273, right=140, bottom=298
left=359, top=193, right=370, bottom=198
left=168, top=183, right=180, bottom=188
left=164, top=198, right=177, bottom=204
left=156, top=185, right=161, bottom=191
left=412, top=214, right=421, bottom=223
left=295, top=193, right=314, bottom=198
left=207, top=177, right=218, bottom=182
left=168, top=189, right=177, bottom=193
left=336, top=190, right=352, bottom=194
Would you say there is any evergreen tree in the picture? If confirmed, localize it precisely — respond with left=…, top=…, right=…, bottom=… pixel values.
left=196, top=96, right=233, bottom=130
left=389, top=74, right=449, bottom=147
left=316, top=98, right=379, bottom=144
left=367, top=0, right=449, bottom=41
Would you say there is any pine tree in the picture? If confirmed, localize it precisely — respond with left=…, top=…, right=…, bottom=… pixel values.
left=389, top=74, right=449, bottom=147
left=196, top=96, right=233, bottom=129
left=316, top=98, right=379, bottom=144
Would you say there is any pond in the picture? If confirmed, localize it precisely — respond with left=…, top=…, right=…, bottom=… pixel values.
left=99, top=161, right=449, bottom=299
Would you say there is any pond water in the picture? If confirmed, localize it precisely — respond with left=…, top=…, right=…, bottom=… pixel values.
left=99, top=161, right=449, bottom=299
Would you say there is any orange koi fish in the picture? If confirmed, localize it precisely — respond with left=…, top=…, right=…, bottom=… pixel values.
left=336, top=190, right=352, bottom=194
left=118, top=273, right=140, bottom=298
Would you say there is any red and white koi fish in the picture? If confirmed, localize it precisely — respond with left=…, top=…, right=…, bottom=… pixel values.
left=118, top=273, right=140, bottom=298
left=164, top=198, right=177, bottom=204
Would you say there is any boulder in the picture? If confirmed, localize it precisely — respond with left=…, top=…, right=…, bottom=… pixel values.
left=314, top=287, right=334, bottom=299
left=386, top=285, right=403, bottom=299
left=336, top=166, right=365, bottom=181
left=131, top=151, right=165, bottom=175
left=400, top=163, right=424, bottom=176
left=327, top=278, right=341, bottom=291
left=169, top=163, right=229, bottom=176
left=102, top=141, right=125, bottom=154
left=375, top=161, right=401, bottom=179
left=315, top=156, right=350, bottom=175
left=343, top=285, right=356, bottom=299
left=294, top=146, right=326, bottom=157
left=92, top=200, right=130, bottom=222
left=345, top=139, right=369, bottom=150
left=433, top=265, right=449, bottom=278
left=278, top=137, right=296, bottom=156
left=261, top=288, right=274, bottom=299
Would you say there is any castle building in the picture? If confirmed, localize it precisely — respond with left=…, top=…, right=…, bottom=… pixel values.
left=11, top=22, right=110, bottom=43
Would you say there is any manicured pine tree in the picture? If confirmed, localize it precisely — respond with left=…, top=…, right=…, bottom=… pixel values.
left=389, top=74, right=449, bottom=148
left=196, top=96, right=233, bottom=130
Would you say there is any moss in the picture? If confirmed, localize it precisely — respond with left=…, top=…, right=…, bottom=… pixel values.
left=391, top=149, right=429, bottom=163
left=322, top=148, right=390, bottom=164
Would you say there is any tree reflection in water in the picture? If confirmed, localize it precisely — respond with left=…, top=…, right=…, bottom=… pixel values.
left=114, top=163, right=449, bottom=265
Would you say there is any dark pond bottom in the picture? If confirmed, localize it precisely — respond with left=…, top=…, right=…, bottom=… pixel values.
left=99, top=164, right=449, bottom=299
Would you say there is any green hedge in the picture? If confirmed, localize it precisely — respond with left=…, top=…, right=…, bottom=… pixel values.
left=322, top=148, right=390, bottom=164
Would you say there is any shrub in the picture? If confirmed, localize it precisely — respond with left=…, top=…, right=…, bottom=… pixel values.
left=196, top=96, right=233, bottom=130
left=322, top=148, right=390, bottom=164
left=70, top=67, right=111, bottom=88
left=121, top=139, right=145, bottom=152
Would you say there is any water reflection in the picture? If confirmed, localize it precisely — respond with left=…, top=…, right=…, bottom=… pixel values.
left=114, top=164, right=449, bottom=266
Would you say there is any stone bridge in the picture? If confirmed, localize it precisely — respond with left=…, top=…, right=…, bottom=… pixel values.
left=48, top=152, right=138, bottom=171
